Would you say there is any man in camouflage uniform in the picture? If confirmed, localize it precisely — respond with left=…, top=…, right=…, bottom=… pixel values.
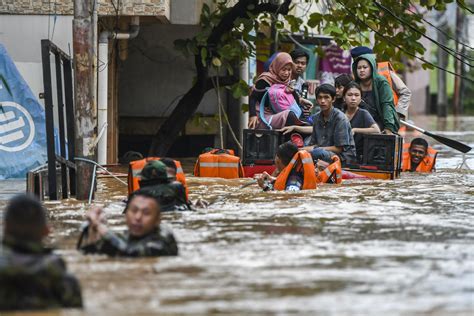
left=79, top=189, right=178, bottom=257
left=0, top=194, right=83, bottom=311
left=139, top=160, right=191, bottom=212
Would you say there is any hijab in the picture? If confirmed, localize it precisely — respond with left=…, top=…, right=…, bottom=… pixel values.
left=256, top=52, right=294, bottom=86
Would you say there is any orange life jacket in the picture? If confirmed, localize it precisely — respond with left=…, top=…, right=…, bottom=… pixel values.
left=274, top=150, right=317, bottom=191
left=377, top=61, right=399, bottom=106
left=128, top=157, right=188, bottom=196
left=317, top=155, right=343, bottom=184
left=402, top=143, right=437, bottom=172
left=194, top=149, right=244, bottom=179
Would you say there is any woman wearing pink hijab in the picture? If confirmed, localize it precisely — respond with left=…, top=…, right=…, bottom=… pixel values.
left=248, top=52, right=312, bottom=129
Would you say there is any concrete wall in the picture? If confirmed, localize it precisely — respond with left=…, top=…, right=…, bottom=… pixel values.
left=118, top=23, right=218, bottom=117
left=171, top=0, right=204, bottom=25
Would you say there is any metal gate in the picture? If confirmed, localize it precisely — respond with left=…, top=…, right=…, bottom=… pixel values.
left=38, top=39, right=76, bottom=200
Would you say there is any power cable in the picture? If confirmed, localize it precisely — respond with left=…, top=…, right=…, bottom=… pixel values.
left=456, top=0, right=474, bottom=14
left=373, top=1, right=474, bottom=66
left=47, top=0, right=51, bottom=40
left=335, top=0, right=474, bottom=83
left=210, top=71, right=243, bottom=151
left=50, top=0, right=58, bottom=42
left=407, top=4, right=474, bottom=50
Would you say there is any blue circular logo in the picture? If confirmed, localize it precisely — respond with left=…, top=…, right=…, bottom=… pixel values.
left=0, top=101, right=35, bottom=152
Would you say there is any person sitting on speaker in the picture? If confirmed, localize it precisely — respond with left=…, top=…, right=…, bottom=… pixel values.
left=342, top=81, right=380, bottom=162
left=281, top=84, right=356, bottom=167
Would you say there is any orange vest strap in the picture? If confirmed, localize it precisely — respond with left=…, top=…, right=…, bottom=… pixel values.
left=317, top=155, right=342, bottom=184
left=377, top=61, right=399, bottom=106
left=274, top=150, right=317, bottom=191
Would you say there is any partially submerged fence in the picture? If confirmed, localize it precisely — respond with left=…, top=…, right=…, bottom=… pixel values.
left=27, top=40, right=76, bottom=200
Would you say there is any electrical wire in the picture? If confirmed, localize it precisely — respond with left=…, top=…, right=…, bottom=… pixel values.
left=456, top=0, right=474, bottom=15
left=335, top=0, right=474, bottom=83
left=47, top=0, right=51, bottom=40
left=373, top=1, right=474, bottom=66
left=210, top=71, right=243, bottom=151
left=407, top=4, right=474, bottom=50
left=50, top=0, right=57, bottom=42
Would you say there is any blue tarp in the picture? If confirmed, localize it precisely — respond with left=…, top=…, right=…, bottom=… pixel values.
left=0, top=44, right=47, bottom=179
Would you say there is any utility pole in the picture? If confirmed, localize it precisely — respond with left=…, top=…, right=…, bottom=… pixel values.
left=73, top=0, right=97, bottom=200
left=453, top=4, right=464, bottom=116
left=436, top=12, right=448, bottom=118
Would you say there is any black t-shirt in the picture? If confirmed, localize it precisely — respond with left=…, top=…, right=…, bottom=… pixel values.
left=346, top=108, right=376, bottom=162
left=333, top=97, right=345, bottom=111
left=362, top=90, right=383, bottom=130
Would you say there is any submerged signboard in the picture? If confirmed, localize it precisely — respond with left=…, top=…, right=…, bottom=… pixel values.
left=0, top=44, right=47, bottom=179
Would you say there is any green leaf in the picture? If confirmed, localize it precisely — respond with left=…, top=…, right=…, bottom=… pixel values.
left=275, top=20, right=284, bottom=29
left=212, top=57, right=222, bottom=67
left=201, top=47, right=208, bottom=66
left=367, top=20, right=378, bottom=31
left=421, top=63, right=435, bottom=70
left=202, top=3, right=210, bottom=15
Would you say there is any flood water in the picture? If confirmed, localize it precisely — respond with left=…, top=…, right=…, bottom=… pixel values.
left=1, top=116, right=474, bottom=315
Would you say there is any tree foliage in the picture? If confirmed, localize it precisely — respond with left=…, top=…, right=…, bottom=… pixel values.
left=151, top=0, right=465, bottom=155
left=176, top=0, right=463, bottom=89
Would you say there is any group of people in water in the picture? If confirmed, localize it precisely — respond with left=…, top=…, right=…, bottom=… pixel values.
left=0, top=157, right=191, bottom=310
left=248, top=46, right=436, bottom=190
left=0, top=45, right=438, bottom=311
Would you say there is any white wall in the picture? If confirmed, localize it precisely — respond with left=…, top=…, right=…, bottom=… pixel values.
left=0, top=15, right=74, bottom=109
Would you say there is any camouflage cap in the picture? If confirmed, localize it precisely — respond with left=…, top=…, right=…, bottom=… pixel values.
left=140, top=160, right=169, bottom=181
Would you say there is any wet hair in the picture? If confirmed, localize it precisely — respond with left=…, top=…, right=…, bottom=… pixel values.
left=334, top=74, right=353, bottom=89
left=315, top=83, right=336, bottom=98
left=276, top=142, right=298, bottom=166
left=343, top=81, right=362, bottom=96
left=125, top=189, right=162, bottom=214
left=290, top=49, right=310, bottom=62
left=160, top=158, right=177, bottom=172
left=4, top=194, right=47, bottom=242
left=410, top=138, right=429, bottom=150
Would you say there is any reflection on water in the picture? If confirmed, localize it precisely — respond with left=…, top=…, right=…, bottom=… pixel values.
left=1, top=116, right=474, bottom=315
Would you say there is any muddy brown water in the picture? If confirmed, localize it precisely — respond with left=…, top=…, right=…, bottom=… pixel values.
left=1, top=116, right=474, bottom=315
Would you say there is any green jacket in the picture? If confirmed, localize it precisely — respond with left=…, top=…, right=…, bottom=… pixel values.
left=352, top=53, right=400, bottom=133
left=0, top=237, right=83, bottom=311
left=140, top=181, right=191, bottom=212
left=80, top=225, right=178, bottom=257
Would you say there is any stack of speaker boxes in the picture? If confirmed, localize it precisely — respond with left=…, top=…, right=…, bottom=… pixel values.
left=242, top=129, right=285, bottom=178
left=345, top=134, right=403, bottom=180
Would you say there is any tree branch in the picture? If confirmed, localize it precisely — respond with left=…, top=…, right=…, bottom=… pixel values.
left=207, top=0, right=293, bottom=47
